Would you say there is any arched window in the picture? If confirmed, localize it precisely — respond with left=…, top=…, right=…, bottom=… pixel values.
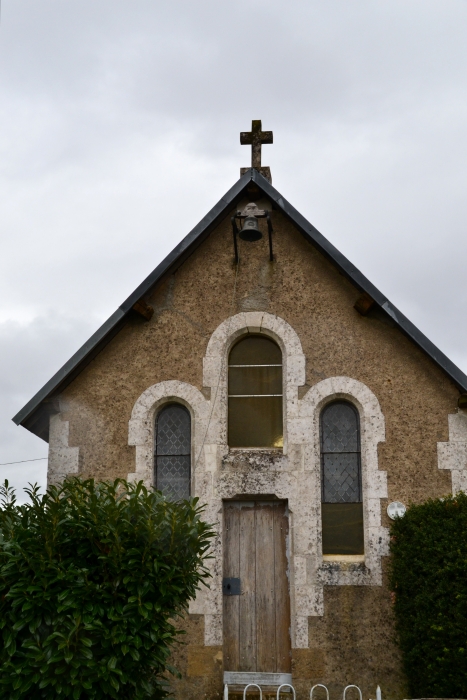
left=228, top=335, right=283, bottom=448
left=320, top=401, right=364, bottom=555
left=154, top=404, right=191, bottom=501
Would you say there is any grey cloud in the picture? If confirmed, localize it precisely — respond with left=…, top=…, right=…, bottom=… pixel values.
left=1, top=0, right=467, bottom=496
left=0, top=313, right=97, bottom=497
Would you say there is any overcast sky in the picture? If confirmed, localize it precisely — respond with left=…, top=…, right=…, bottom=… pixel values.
left=1, top=0, right=467, bottom=499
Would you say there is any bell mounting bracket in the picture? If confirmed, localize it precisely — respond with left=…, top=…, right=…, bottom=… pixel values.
left=231, top=202, right=274, bottom=264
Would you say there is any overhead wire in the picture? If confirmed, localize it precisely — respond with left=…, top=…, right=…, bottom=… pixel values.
left=192, top=257, right=240, bottom=479
left=2, top=260, right=239, bottom=477
left=0, top=458, right=47, bottom=467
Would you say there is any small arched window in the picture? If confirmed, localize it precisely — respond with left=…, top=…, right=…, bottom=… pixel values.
left=228, top=335, right=283, bottom=448
left=154, top=404, right=191, bottom=501
left=320, top=401, right=364, bottom=555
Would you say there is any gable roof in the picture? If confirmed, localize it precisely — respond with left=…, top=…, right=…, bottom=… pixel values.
left=13, top=168, right=467, bottom=441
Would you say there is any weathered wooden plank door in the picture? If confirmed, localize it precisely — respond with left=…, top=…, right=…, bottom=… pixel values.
left=223, top=501, right=291, bottom=674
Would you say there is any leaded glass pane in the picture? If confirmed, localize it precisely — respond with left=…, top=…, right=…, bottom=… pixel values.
left=321, top=401, right=363, bottom=554
left=321, top=403, right=359, bottom=452
left=156, top=404, right=191, bottom=455
left=321, top=401, right=361, bottom=503
left=322, top=453, right=360, bottom=503
left=155, top=404, right=191, bottom=501
left=156, top=455, right=190, bottom=501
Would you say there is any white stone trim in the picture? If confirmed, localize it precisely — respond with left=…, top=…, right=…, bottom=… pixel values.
left=195, top=315, right=388, bottom=649
left=438, top=410, right=467, bottom=493
left=48, top=414, right=80, bottom=486
left=203, top=312, right=306, bottom=452
left=194, top=312, right=312, bottom=647
left=127, top=380, right=210, bottom=489
left=299, top=377, right=389, bottom=589
left=127, top=319, right=388, bottom=651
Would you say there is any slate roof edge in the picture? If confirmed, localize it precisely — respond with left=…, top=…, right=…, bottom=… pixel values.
left=251, top=170, right=467, bottom=393
left=12, top=168, right=467, bottom=439
left=12, top=172, right=254, bottom=432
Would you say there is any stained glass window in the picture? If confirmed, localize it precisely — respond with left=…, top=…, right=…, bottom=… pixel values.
left=320, top=401, right=364, bottom=555
left=228, top=335, right=283, bottom=448
left=155, top=404, right=191, bottom=501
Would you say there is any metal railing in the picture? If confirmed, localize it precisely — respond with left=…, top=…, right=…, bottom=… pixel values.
left=311, top=684, right=330, bottom=700
left=243, top=684, right=263, bottom=700
left=277, top=684, right=296, bottom=699
left=343, top=686, right=363, bottom=700
left=223, top=680, right=380, bottom=700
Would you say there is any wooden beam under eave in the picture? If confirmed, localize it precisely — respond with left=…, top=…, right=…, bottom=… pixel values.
left=354, top=292, right=375, bottom=316
left=132, top=299, right=154, bottom=321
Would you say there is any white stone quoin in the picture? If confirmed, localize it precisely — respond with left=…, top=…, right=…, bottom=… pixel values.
left=48, top=414, right=80, bottom=486
left=438, top=410, right=467, bottom=493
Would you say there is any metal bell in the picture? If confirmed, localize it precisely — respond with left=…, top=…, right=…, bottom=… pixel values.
left=238, top=215, right=262, bottom=242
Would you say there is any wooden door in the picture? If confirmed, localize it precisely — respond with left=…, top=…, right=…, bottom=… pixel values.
left=223, top=501, right=291, bottom=674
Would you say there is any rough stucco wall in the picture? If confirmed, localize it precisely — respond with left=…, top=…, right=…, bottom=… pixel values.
left=166, top=615, right=224, bottom=700
left=56, top=196, right=457, bottom=699
left=302, top=573, right=405, bottom=700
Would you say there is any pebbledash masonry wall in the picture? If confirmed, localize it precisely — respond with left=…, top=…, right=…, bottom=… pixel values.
left=45, top=208, right=465, bottom=699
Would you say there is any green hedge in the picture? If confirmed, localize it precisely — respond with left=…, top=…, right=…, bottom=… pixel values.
left=390, top=492, right=467, bottom=698
left=0, top=478, right=214, bottom=700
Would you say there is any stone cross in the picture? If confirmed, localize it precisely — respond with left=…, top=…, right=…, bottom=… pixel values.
left=240, top=120, right=273, bottom=183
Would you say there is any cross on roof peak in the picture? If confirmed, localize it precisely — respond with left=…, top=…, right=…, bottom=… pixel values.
left=240, top=119, right=273, bottom=183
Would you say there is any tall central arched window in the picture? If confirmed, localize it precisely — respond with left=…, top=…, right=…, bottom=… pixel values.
left=154, top=404, right=191, bottom=501
left=320, top=401, right=364, bottom=555
left=228, top=335, right=283, bottom=448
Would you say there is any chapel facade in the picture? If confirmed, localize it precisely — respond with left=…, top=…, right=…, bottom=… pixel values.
left=14, top=122, right=467, bottom=700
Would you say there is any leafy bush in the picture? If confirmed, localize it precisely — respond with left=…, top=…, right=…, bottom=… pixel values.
left=0, top=478, right=214, bottom=700
left=390, top=492, right=467, bottom=698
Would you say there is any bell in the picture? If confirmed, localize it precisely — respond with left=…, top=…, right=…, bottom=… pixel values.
left=238, top=215, right=262, bottom=242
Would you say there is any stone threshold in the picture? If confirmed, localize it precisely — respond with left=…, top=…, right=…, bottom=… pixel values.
left=224, top=671, right=293, bottom=695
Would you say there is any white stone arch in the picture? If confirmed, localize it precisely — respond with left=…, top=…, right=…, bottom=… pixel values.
left=202, top=311, right=306, bottom=451
left=299, top=377, right=389, bottom=586
left=127, top=380, right=210, bottom=488
left=194, top=312, right=314, bottom=648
